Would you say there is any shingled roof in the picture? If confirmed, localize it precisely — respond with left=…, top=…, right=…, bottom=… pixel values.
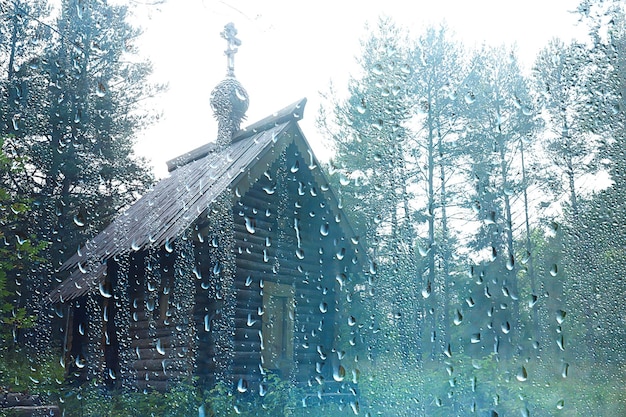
left=49, top=98, right=321, bottom=304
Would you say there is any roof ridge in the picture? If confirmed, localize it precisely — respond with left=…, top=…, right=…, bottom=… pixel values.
left=166, top=98, right=307, bottom=172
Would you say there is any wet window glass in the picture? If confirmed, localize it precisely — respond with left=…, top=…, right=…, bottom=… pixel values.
left=1, top=0, right=624, bottom=416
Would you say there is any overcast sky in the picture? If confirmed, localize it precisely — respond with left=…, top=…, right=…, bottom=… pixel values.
left=129, top=0, right=587, bottom=178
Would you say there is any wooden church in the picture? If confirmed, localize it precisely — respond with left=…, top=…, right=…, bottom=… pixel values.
left=48, top=24, right=367, bottom=393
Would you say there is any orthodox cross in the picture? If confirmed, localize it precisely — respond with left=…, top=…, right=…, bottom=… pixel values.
left=221, top=22, right=241, bottom=77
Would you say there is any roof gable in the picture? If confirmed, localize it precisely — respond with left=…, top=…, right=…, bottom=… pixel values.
left=49, top=98, right=365, bottom=304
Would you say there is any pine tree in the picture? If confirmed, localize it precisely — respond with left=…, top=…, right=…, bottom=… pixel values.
left=461, top=45, right=539, bottom=357
left=408, top=25, right=469, bottom=355
left=0, top=0, right=159, bottom=348
left=533, top=39, right=597, bottom=219
left=318, top=18, right=421, bottom=361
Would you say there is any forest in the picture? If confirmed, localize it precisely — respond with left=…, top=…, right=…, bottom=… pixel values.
left=0, top=0, right=625, bottom=416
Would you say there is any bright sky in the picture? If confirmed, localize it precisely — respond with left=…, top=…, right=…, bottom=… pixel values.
left=130, top=0, right=587, bottom=178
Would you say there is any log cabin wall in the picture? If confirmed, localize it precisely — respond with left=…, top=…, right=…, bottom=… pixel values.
left=65, top=300, right=89, bottom=383
left=76, top=141, right=360, bottom=392
left=124, top=248, right=197, bottom=392
left=193, top=143, right=353, bottom=390
left=51, top=102, right=368, bottom=394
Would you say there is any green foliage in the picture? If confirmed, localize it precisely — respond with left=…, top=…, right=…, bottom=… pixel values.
left=357, top=351, right=626, bottom=416
left=204, top=374, right=296, bottom=417
left=0, top=1, right=159, bottom=377
left=0, top=139, right=60, bottom=409
left=0, top=0, right=158, bottom=302
left=58, top=373, right=357, bottom=417
left=0, top=350, right=64, bottom=394
left=61, top=379, right=200, bottom=417
left=320, top=8, right=626, bottom=416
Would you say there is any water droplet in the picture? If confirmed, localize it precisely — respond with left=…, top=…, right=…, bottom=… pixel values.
left=556, top=310, right=566, bottom=324
left=369, top=260, right=377, bottom=275
left=319, top=302, right=328, bottom=313
left=422, top=280, right=432, bottom=298
left=471, top=333, right=481, bottom=344
left=156, top=338, right=166, bottom=355
left=372, top=119, right=383, bottom=130
left=348, top=316, right=356, bottom=326
left=332, top=364, right=346, bottom=382
left=245, top=217, right=256, bottom=234
left=372, top=63, right=383, bottom=75
left=556, top=399, right=565, bottom=410
left=99, top=282, right=112, bottom=298
left=521, top=250, right=531, bottom=264
left=522, top=105, right=533, bottom=116
left=237, top=378, right=248, bottom=393
left=14, top=232, right=27, bottom=245
left=506, top=254, right=514, bottom=270
left=453, top=309, right=463, bottom=325
left=561, top=363, right=569, bottom=378
left=557, top=335, right=565, bottom=351
left=290, top=160, right=299, bottom=173
left=356, top=99, right=367, bottom=114
left=549, top=264, right=558, bottom=276
left=75, top=354, right=86, bottom=369
left=516, top=366, right=528, bottom=382
left=336, top=273, right=347, bottom=290
left=73, top=214, right=85, bottom=227
left=192, top=267, right=201, bottom=279
left=259, top=383, right=267, bottom=396
left=464, top=91, right=476, bottom=104
left=320, top=223, right=329, bottom=236
left=246, top=314, right=256, bottom=326
left=165, top=239, right=174, bottom=253
left=11, top=114, right=19, bottom=130
left=96, top=82, right=106, bottom=97
left=501, top=321, right=511, bottom=334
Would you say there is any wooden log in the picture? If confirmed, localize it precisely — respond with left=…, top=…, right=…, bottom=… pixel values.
left=3, top=406, right=61, bottom=416
left=136, top=380, right=169, bottom=392
left=132, top=358, right=191, bottom=372
left=130, top=344, right=193, bottom=360
left=129, top=326, right=176, bottom=340
left=235, top=259, right=308, bottom=276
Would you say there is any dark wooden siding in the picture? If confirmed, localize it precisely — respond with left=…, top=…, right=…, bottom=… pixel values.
left=190, top=142, right=355, bottom=390
left=89, top=143, right=360, bottom=392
